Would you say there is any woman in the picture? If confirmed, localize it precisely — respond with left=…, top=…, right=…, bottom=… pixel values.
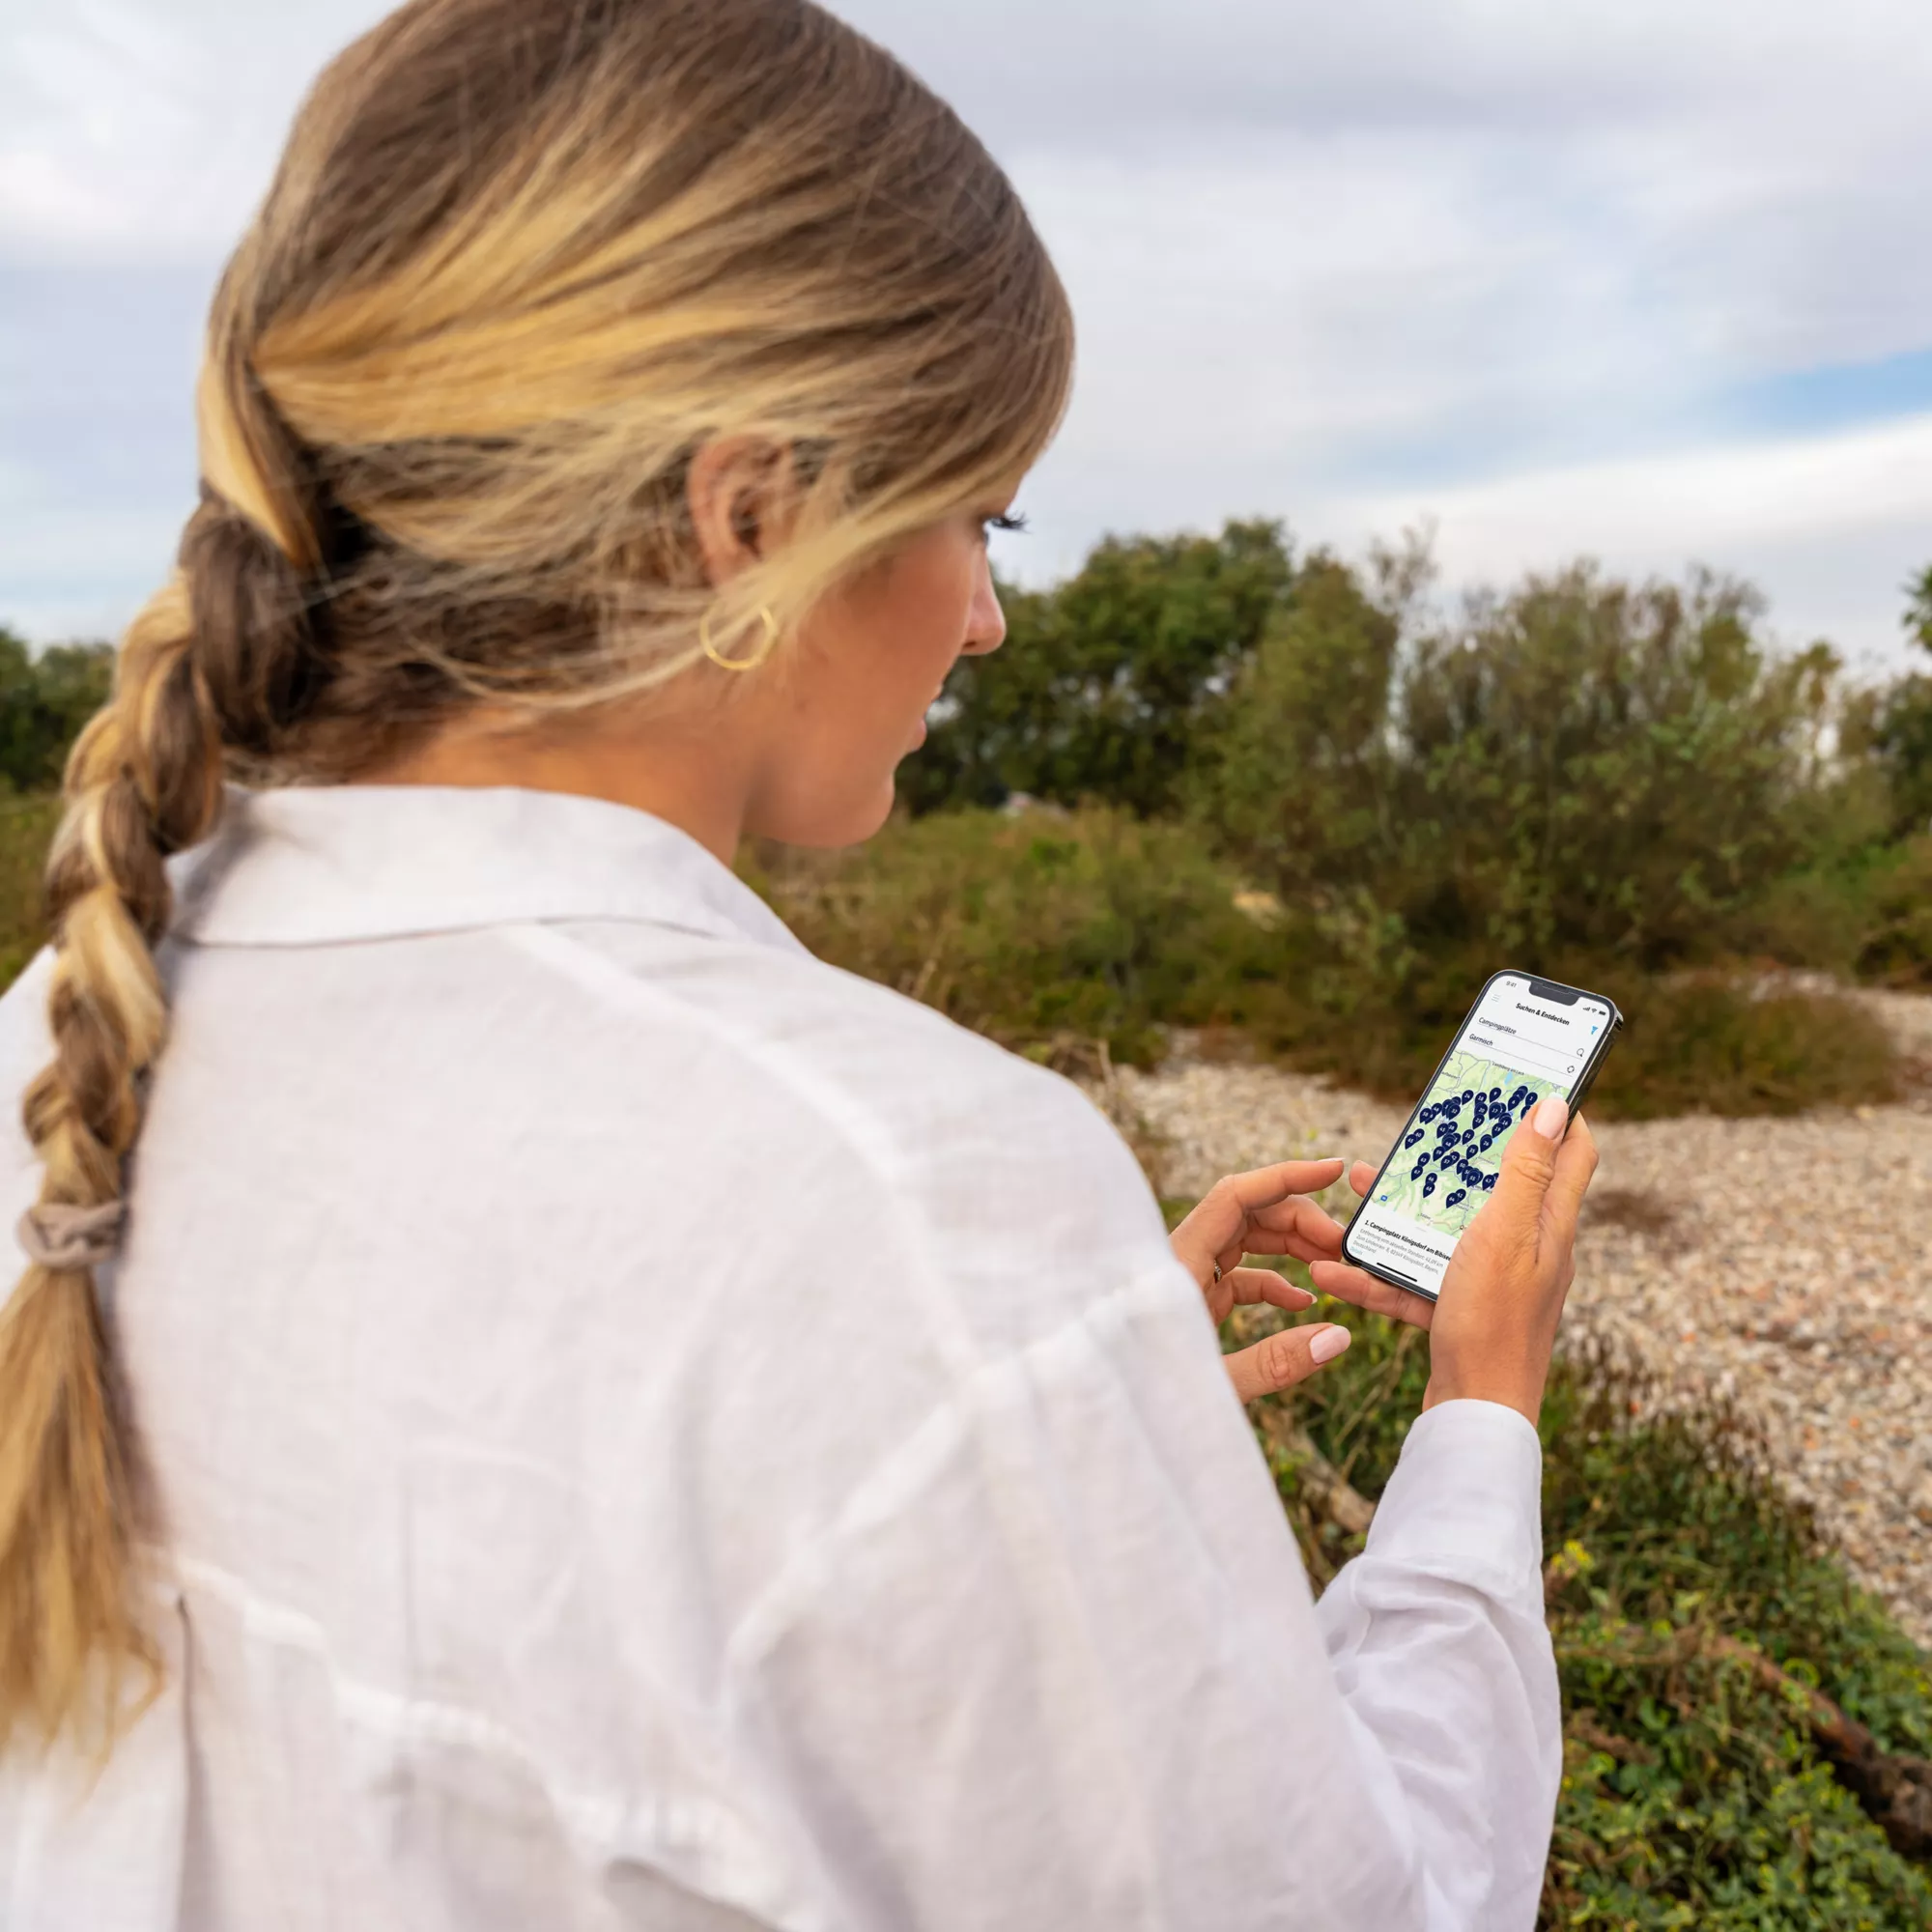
left=0, top=2, right=1596, bottom=1925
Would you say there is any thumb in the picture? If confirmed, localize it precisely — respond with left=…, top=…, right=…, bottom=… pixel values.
left=1488, top=1094, right=1570, bottom=1232
left=1224, top=1321, right=1352, bottom=1404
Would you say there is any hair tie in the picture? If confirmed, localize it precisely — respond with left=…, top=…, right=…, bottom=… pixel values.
left=17, top=1202, right=126, bottom=1273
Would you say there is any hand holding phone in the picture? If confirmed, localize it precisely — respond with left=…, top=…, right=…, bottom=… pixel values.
left=1343, top=973, right=1619, bottom=1300
left=1328, top=972, right=1614, bottom=1422
left=1417, top=1093, right=1598, bottom=1420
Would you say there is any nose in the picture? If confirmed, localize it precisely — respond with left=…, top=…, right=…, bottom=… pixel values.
left=960, top=549, right=1008, bottom=658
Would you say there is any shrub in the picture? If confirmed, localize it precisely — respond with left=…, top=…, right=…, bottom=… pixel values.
left=747, top=806, right=1293, bottom=1069
left=1200, top=559, right=1853, bottom=975
left=0, top=796, right=57, bottom=989
left=1882, top=567, right=1932, bottom=838
left=1588, top=976, right=1899, bottom=1120
left=1735, top=836, right=1932, bottom=988
left=754, top=807, right=1902, bottom=1117
left=1262, top=963, right=1901, bottom=1121
left=1227, top=1284, right=1932, bottom=1928
left=1854, top=837, right=1932, bottom=985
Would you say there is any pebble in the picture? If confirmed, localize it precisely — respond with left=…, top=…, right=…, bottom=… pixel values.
left=1106, top=989, right=1932, bottom=1648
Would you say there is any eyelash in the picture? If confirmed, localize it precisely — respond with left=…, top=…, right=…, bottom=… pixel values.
left=983, top=512, right=1029, bottom=536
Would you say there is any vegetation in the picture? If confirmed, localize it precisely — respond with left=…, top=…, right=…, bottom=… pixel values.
left=0, top=628, right=111, bottom=797
left=831, top=525, right=1932, bottom=1113
left=754, top=807, right=1904, bottom=1118
left=1227, top=1292, right=1932, bottom=1929
left=3, top=541, right=1928, bottom=1922
left=0, top=797, right=60, bottom=991
left=899, top=520, right=1294, bottom=818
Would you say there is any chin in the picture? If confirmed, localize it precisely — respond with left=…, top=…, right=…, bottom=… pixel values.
left=767, top=776, right=898, bottom=851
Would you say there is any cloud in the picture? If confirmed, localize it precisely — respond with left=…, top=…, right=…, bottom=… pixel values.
left=1316, top=412, right=1932, bottom=671
left=0, top=0, right=390, bottom=262
left=1, top=0, right=1928, bottom=667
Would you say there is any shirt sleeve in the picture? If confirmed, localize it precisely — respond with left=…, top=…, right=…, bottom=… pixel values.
left=720, top=1251, right=1559, bottom=1932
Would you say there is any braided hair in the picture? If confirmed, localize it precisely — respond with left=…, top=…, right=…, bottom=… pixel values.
left=0, top=0, right=1072, bottom=1749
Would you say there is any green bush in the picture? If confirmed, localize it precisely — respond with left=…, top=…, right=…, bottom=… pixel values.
left=1882, top=568, right=1932, bottom=838
left=747, top=806, right=1293, bottom=1069
left=1227, top=1287, right=1932, bottom=1929
left=900, top=533, right=1932, bottom=1077
left=1588, top=976, right=1899, bottom=1119
left=755, top=806, right=1902, bottom=1117
left=1854, top=838, right=1932, bottom=985
left=1733, top=836, right=1932, bottom=988
left=1200, top=558, right=1852, bottom=972
left=0, top=796, right=58, bottom=989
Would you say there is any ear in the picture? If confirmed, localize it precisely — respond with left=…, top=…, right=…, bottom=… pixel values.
left=687, top=437, right=798, bottom=587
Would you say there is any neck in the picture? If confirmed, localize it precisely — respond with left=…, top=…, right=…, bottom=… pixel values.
left=359, top=700, right=755, bottom=866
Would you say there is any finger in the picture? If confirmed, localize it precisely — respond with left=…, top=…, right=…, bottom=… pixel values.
left=1240, top=1195, right=1348, bottom=1262
left=1309, top=1258, right=1435, bottom=1329
left=1224, top=1321, right=1352, bottom=1403
left=1486, top=1094, right=1569, bottom=1238
left=1173, top=1159, right=1346, bottom=1277
left=1223, top=1266, right=1317, bottom=1313
left=1217, top=1157, right=1349, bottom=1205
left=1540, top=1111, right=1600, bottom=1241
left=1349, top=1160, right=1378, bottom=1199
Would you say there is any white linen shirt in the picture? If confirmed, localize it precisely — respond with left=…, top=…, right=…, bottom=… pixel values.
left=0, top=785, right=1560, bottom=1932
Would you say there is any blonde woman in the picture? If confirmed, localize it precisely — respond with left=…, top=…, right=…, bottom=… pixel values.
left=0, top=2, right=1596, bottom=1925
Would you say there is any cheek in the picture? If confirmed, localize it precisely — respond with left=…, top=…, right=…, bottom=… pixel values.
left=851, top=541, right=980, bottom=717
left=751, top=530, right=981, bottom=846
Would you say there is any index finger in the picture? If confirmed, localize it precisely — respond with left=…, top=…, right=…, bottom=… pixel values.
left=1172, top=1159, right=1349, bottom=1284
left=1215, top=1158, right=1350, bottom=1209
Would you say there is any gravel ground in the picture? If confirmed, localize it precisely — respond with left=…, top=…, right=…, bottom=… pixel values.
left=1110, top=989, right=1932, bottom=1648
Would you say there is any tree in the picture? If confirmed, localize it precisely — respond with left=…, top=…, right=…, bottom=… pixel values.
left=1393, top=566, right=1838, bottom=970
left=1870, top=565, right=1932, bottom=835
left=1187, top=551, right=1402, bottom=899
left=0, top=627, right=114, bottom=793
left=1194, top=558, right=1857, bottom=1021
left=1908, top=563, right=1932, bottom=656
left=900, top=519, right=1295, bottom=817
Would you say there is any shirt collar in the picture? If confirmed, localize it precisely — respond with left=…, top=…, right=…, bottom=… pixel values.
left=170, top=785, right=808, bottom=954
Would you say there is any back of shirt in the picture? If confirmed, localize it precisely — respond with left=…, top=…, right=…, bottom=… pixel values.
left=0, top=787, right=1560, bottom=1932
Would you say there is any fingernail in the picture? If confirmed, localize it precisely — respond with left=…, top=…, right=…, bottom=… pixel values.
left=1531, top=1094, right=1570, bottom=1141
left=1308, top=1324, right=1351, bottom=1365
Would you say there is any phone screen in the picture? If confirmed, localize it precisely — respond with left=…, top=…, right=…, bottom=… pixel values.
left=1345, top=974, right=1614, bottom=1298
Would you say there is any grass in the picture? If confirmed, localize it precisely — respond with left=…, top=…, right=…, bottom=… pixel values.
left=0, top=796, right=58, bottom=988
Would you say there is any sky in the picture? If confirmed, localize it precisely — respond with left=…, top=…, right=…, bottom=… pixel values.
left=3, top=0, right=1930, bottom=672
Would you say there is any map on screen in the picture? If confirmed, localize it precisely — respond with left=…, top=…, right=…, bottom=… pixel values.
left=1373, top=1049, right=1546, bottom=1239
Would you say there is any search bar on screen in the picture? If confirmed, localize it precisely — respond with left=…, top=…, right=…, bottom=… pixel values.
left=1463, top=1024, right=1582, bottom=1083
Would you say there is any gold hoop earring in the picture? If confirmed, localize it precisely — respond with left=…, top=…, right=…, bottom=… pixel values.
left=700, top=604, right=780, bottom=672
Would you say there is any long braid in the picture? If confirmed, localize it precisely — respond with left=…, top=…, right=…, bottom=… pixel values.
left=0, top=0, right=1075, bottom=1753
left=0, top=362, right=324, bottom=1748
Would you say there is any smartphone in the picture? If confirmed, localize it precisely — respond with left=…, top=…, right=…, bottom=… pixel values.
left=1341, top=971, right=1623, bottom=1301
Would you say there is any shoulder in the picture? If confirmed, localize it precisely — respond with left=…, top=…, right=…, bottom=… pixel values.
left=543, top=920, right=1177, bottom=1337
left=0, top=948, right=53, bottom=1065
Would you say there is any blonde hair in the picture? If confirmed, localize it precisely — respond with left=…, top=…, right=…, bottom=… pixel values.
left=0, top=0, right=1072, bottom=1749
